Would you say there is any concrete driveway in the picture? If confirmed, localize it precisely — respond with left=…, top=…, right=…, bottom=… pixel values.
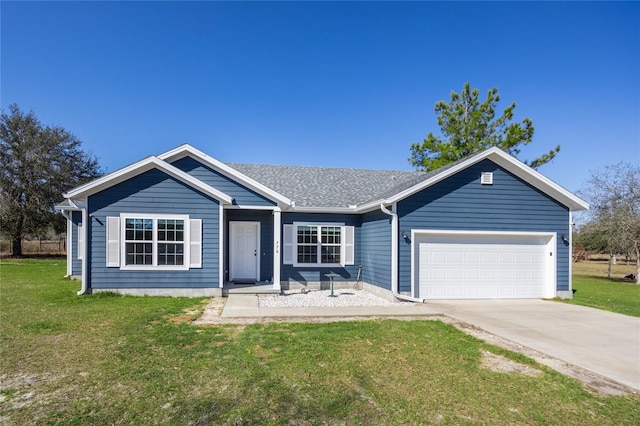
left=426, top=299, right=640, bottom=391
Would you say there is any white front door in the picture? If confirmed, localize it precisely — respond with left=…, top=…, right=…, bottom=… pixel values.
left=230, top=221, right=260, bottom=282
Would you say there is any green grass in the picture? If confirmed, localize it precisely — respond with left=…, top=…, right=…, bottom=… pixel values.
left=562, top=274, right=640, bottom=317
left=1, top=259, right=639, bottom=425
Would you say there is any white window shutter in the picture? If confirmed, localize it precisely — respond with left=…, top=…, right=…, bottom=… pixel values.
left=189, top=219, right=202, bottom=268
left=343, top=225, right=355, bottom=266
left=106, top=217, right=120, bottom=267
left=283, top=224, right=294, bottom=265
left=77, top=222, right=84, bottom=260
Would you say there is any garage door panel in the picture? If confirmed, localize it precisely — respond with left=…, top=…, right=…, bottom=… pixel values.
left=481, top=252, right=497, bottom=264
left=466, top=252, right=480, bottom=264
left=465, top=268, right=480, bottom=280
left=417, top=233, right=552, bottom=300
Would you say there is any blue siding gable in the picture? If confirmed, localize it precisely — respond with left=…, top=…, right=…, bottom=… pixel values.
left=170, top=156, right=276, bottom=207
left=397, top=159, right=570, bottom=294
left=87, top=168, right=221, bottom=291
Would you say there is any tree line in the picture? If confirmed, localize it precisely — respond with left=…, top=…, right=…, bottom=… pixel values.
left=0, top=104, right=102, bottom=256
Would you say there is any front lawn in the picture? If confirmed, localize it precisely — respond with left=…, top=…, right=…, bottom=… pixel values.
left=1, top=259, right=639, bottom=425
left=563, top=274, right=640, bottom=317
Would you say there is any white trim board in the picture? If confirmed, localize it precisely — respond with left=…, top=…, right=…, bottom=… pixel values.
left=64, top=156, right=233, bottom=204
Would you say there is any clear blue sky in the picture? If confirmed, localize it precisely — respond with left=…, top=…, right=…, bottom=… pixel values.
left=2, top=1, right=638, bottom=199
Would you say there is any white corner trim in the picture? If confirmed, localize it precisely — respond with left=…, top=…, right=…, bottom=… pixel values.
left=568, top=212, right=573, bottom=294
left=157, top=144, right=292, bottom=207
left=219, top=203, right=224, bottom=288
left=64, top=156, right=233, bottom=204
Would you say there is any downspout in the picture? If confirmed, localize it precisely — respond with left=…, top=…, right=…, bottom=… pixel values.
left=78, top=205, right=89, bottom=295
left=568, top=211, right=573, bottom=297
left=380, top=204, right=424, bottom=303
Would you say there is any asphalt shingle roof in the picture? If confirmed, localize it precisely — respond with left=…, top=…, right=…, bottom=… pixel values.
left=226, top=162, right=436, bottom=208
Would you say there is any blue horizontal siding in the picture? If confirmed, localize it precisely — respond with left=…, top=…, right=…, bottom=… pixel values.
left=71, top=211, right=82, bottom=276
left=281, top=213, right=361, bottom=283
left=87, top=169, right=220, bottom=291
left=397, top=160, right=570, bottom=294
left=226, top=209, right=274, bottom=282
left=170, top=156, right=276, bottom=207
left=360, top=210, right=392, bottom=290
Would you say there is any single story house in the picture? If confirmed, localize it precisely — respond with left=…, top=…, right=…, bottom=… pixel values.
left=56, top=144, right=588, bottom=301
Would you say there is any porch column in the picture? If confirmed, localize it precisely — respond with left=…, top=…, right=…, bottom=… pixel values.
left=273, top=208, right=281, bottom=290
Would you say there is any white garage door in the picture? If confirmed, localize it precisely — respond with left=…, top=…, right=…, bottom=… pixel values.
left=416, top=232, right=555, bottom=300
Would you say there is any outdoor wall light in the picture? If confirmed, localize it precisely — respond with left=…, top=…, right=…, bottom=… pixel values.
left=561, top=234, right=569, bottom=244
left=401, top=231, right=408, bottom=239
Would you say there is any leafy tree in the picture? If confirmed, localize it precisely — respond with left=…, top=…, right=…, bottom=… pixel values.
left=409, top=82, right=560, bottom=171
left=0, top=104, right=102, bottom=256
left=578, top=162, right=640, bottom=283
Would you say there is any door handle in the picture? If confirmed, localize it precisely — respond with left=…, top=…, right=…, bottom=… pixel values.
left=254, top=250, right=257, bottom=256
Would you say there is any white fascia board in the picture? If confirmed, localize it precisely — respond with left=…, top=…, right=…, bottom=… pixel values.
left=157, top=144, right=292, bottom=207
left=64, top=156, right=233, bottom=204
left=224, top=204, right=281, bottom=211
left=354, top=200, right=388, bottom=213
left=384, top=147, right=589, bottom=211
left=287, top=206, right=358, bottom=214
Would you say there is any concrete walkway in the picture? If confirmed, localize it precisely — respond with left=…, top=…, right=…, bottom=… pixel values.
left=221, top=294, right=444, bottom=318
left=216, top=295, right=640, bottom=392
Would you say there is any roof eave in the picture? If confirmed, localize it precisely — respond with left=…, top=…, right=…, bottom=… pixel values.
left=158, top=144, right=292, bottom=207
left=288, top=206, right=358, bottom=213
left=384, top=147, right=589, bottom=211
left=64, top=156, right=233, bottom=204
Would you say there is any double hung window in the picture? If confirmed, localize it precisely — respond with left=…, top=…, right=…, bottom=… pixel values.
left=103, top=213, right=202, bottom=270
left=284, top=223, right=354, bottom=266
left=123, top=216, right=186, bottom=267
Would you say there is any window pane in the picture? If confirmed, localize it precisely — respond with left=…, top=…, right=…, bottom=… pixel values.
left=321, top=246, right=341, bottom=264
left=297, top=226, right=317, bottom=244
left=126, top=242, right=153, bottom=265
left=297, top=245, right=317, bottom=264
left=321, top=226, right=341, bottom=244
left=158, top=243, right=185, bottom=266
left=125, top=218, right=153, bottom=241
left=158, top=220, right=184, bottom=242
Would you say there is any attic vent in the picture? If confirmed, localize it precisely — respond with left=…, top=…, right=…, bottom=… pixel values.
left=480, top=172, right=494, bottom=185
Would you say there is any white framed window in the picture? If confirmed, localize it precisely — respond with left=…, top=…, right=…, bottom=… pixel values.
left=105, top=214, right=202, bottom=270
left=284, top=222, right=355, bottom=267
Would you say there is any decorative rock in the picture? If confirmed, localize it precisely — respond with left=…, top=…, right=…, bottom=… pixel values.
left=259, top=289, right=413, bottom=308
